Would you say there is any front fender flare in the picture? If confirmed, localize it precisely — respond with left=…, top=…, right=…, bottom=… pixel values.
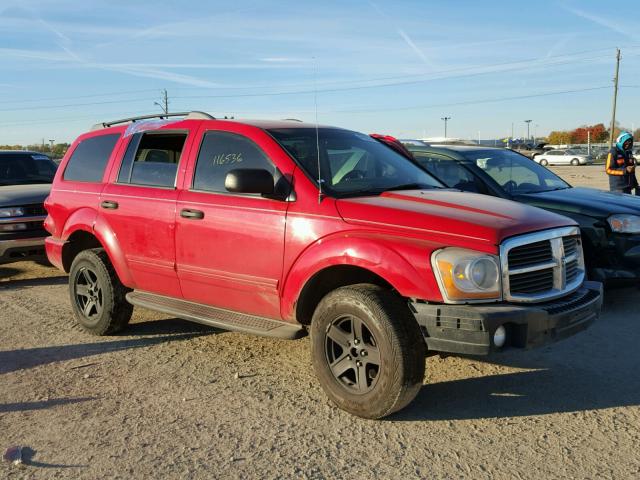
left=280, top=234, right=440, bottom=321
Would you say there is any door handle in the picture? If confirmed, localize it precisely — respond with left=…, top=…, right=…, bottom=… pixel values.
left=180, top=208, right=204, bottom=220
left=100, top=200, right=119, bottom=210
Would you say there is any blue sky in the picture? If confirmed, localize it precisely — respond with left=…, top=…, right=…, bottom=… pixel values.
left=1, top=0, right=639, bottom=144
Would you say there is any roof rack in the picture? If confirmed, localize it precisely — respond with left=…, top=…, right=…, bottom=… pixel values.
left=91, top=111, right=215, bottom=131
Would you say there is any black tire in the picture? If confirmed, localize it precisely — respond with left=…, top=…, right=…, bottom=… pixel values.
left=310, top=284, right=425, bottom=419
left=570, top=158, right=580, bottom=166
left=539, top=158, right=549, bottom=166
left=68, top=248, right=133, bottom=335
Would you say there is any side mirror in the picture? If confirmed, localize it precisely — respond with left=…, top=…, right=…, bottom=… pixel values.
left=225, top=169, right=274, bottom=195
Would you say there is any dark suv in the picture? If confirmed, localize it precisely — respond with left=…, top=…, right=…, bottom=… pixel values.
left=0, top=151, right=56, bottom=264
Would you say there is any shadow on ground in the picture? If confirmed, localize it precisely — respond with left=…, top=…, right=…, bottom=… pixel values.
left=124, top=318, right=220, bottom=336
left=0, top=332, right=206, bottom=375
left=0, top=275, right=68, bottom=289
left=393, top=287, right=640, bottom=421
left=20, top=447, right=86, bottom=469
left=0, top=396, right=96, bottom=413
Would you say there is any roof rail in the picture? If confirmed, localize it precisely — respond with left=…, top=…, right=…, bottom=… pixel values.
left=91, top=111, right=215, bottom=131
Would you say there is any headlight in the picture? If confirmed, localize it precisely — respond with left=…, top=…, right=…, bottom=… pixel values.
left=0, top=207, right=25, bottom=218
left=608, top=214, right=640, bottom=233
left=432, top=248, right=501, bottom=302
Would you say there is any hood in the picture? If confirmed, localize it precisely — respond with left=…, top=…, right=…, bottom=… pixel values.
left=0, top=184, right=51, bottom=207
left=335, top=189, right=574, bottom=246
left=616, top=132, right=633, bottom=151
left=515, top=187, right=640, bottom=218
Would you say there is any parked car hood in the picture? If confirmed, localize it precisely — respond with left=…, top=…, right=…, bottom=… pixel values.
left=0, top=184, right=51, bottom=207
left=336, top=189, right=574, bottom=246
left=515, top=187, right=640, bottom=219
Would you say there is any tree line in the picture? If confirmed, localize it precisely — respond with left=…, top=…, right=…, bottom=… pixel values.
left=0, top=143, right=70, bottom=158
left=546, top=123, right=640, bottom=145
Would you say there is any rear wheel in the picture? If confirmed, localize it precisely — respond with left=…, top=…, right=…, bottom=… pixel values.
left=69, top=248, right=133, bottom=335
left=539, top=158, right=549, bottom=166
left=570, top=158, right=580, bottom=166
left=310, top=284, right=425, bottom=419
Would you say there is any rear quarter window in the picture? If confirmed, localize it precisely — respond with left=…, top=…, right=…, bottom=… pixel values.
left=63, top=134, right=120, bottom=182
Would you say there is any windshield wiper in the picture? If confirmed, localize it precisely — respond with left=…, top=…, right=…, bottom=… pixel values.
left=384, top=182, right=438, bottom=191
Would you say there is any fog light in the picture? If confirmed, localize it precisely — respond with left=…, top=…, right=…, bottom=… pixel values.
left=493, top=325, right=507, bottom=348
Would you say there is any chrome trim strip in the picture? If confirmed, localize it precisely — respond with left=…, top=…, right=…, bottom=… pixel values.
left=0, top=215, right=47, bottom=225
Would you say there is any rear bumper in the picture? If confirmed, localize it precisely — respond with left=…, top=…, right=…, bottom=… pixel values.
left=0, top=237, right=47, bottom=264
left=411, top=281, right=602, bottom=355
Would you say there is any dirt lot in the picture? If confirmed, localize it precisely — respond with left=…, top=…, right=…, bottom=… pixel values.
left=1, top=165, right=639, bottom=479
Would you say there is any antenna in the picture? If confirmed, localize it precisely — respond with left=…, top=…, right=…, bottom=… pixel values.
left=313, top=57, right=323, bottom=204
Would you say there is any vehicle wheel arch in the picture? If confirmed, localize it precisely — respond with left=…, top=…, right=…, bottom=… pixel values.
left=295, top=264, right=394, bottom=326
left=62, top=229, right=103, bottom=272
left=282, top=235, right=437, bottom=324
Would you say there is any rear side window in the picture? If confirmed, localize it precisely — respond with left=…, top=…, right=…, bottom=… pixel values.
left=193, top=131, right=276, bottom=193
left=63, top=134, right=120, bottom=182
left=117, top=132, right=187, bottom=188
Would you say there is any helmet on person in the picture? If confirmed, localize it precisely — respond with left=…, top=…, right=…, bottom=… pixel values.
left=616, top=132, right=633, bottom=151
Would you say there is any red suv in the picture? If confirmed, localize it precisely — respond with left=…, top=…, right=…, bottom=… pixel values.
left=45, top=112, right=602, bottom=418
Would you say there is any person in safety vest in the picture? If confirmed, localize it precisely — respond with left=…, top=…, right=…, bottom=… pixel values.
left=606, top=132, right=638, bottom=194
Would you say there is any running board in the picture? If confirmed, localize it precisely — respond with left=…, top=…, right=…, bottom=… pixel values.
left=126, top=291, right=306, bottom=340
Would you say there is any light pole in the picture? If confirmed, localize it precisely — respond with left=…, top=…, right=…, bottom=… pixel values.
left=524, top=120, right=532, bottom=142
left=441, top=116, right=451, bottom=139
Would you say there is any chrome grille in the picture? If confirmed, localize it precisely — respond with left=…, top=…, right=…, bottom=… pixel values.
left=508, top=240, right=552, bottom=268
left=509, top=267, right=554, bottom=294
left=500, top=227, right=585, bottom=303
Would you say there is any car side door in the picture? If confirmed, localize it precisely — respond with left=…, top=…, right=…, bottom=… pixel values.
left=175, top=124, right=294, bottom=319
left=100, top=129, right=193, bottom=297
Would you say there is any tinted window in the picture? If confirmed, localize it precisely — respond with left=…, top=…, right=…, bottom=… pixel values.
left=193, top=131, right=276, bottom=193
left=64, top=134, right=120, bottom=182
left=463, top=149, right=569, bottom=194
left=268, top=128, right=442, bottom=197
left=117, top=133, right=186, bottom=187
left=412, top=151, right=484, bottom=192
left=0, top=153, right=57, bottom=185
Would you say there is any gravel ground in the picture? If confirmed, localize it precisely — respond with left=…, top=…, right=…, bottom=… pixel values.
left=1, top=165, right=639, bottom=479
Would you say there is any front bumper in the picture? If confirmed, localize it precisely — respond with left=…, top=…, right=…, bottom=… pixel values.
left=411, top=281, right=602, bottom=355
left=0, top=237, right=48, bottom=264
left=588, top=232, right=640, bottom=283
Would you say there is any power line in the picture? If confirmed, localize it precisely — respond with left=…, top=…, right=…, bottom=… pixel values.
left=328, top=85, right=614, bottom=114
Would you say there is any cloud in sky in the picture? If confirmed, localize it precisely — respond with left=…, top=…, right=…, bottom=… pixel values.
left=1, top=0, right=639, bottom=144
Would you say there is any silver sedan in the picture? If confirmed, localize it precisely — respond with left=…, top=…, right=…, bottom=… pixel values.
left=534, top=149, right=593, bottom=166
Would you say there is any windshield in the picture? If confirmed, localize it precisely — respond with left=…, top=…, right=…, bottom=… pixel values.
left=267, top=128, right=443, bottom=197
left=463, top=149, right=570, bottom=194
left=0, top=153, right=57, bottom=185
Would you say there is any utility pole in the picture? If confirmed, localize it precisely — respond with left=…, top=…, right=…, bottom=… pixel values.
left=155, top=89, right=169, bottom=115
left=608, top=48, right=621, bottom=149
left=524, top=120, right=532, bottom=143
left=441, top=116, right=451, bottom=139
left=48, top=139, right=55, bottom=150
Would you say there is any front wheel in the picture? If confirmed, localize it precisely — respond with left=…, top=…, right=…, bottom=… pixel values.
left=310, top=284, right=425, bottom=419
left=539, top=158, right=549, bottom=166
left=570, top=158, right=580, bottom=166
left=69, top=248, right=133, bottom=335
